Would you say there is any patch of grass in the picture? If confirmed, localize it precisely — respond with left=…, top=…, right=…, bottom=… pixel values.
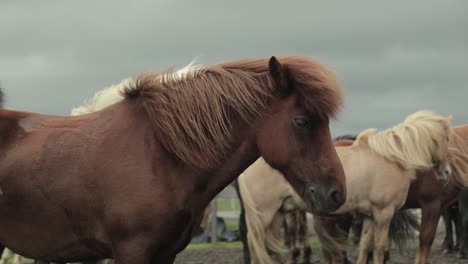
left=309, top=236, right=321, bottom=248
left=216, top=198, right=241, bottom=211
left=187, top=241, right=243, bottom=250
left=225, top=220, right=239, bottom=231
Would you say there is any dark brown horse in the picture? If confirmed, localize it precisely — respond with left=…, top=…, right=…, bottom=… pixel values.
left=0, top=56, right=346, bottom=264
left=441, top=187, right=468, bottom=258
left=441, top=200, right=462, bottom=254
left=458, top=188, right=468, bottom=258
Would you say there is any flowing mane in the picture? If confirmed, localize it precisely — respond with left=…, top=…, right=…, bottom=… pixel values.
left=354, top=111, right=452, bottom=172
left=70, top=62, right=203, bottom=116
left=448, top=126, right=468, bottom=186
left=122, top=56, right=343, bottom=170
left=70, top=78, right=135, bottom=116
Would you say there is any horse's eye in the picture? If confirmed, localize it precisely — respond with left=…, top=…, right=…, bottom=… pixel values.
left=294, top=117, right=312, bottom=129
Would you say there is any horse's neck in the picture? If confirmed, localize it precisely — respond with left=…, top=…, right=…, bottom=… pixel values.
left=199, top=134, right=260, bottom=206
left=154, top=115, right=261, bottom=209
left=453, top=125, right=468, bottom=145
left=333, top=145, right=378, bottom=213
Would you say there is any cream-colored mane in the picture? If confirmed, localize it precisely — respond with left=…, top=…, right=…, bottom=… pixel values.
left=70, top=61, right=202, bottom=116
left=354, top=111, right=452, bottom=173
left=448, top=126, right=468, bottom=186
left=70, top=78, right=135, bottom=116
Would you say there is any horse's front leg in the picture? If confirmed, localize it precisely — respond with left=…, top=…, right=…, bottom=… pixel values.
left=372, top=208, right=393, bottom=264
left=415, top=202, right=442, bottom=264
left=356, top=217, right=373, bottom=264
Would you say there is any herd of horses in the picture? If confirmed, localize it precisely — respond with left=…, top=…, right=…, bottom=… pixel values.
left=235, top=115, right=468, bottom=264
left=0, top=55, right=466, bottom=264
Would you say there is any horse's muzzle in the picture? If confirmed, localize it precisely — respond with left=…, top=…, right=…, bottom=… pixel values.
left=307, top=184, right=345, bottom=215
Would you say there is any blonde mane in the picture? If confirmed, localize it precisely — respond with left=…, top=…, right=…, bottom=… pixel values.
left=70, top=78, right=135, bottom=116
left=122, top=56, right=343, bottom=170
left=70, top=60, right=202, bottom=116
left=448, top=126, right=468, bottom=186
left=354, top=111, right=452, bottom=172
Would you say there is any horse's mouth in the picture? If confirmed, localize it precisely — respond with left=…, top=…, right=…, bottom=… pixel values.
left=306, top=192, right=342, bottom=216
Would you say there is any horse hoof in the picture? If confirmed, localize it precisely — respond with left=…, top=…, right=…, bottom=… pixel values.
left=442, top=249, right=451, bottom=255
left=458, top=253, right=467, bottom=259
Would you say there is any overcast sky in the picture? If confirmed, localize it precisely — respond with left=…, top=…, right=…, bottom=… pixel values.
left=1, top=0, right=466, bottom=136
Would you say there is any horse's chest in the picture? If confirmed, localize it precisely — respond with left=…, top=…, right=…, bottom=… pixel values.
left=155, top=207, right=203, bottom=254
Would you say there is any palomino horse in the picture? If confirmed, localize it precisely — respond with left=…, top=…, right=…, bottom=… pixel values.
left=316, top=136, right=419, bottom=263
left=237, top=134, right=422, bottom=264
left=235, top=135, right=359, bottom=264
left=0, top=56, right=346, bottom=264
left=316, top=111, right=453, bottom=264
left=316, top=124, right=468, bottom=264
left=238, top=158, right=311, bottom=264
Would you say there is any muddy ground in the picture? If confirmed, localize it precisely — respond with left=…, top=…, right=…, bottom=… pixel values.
left=175, top=241, right=467, bottom=264
left=175, top=245, right=467, bottom=264
left=175, top=216, right=467, bottom=264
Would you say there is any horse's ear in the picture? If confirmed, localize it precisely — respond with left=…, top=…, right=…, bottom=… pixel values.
left=268, top=56, right=291, bottom=96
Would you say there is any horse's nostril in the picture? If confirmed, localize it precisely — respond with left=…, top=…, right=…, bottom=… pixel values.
left=309, top=187, right=317, bottom=196
left=329, top=189, right=344, bottom=205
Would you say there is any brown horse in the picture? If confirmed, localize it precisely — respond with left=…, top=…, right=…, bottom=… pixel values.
left=402, top=125, right=468, bottom=264
left=0, top=56, right=346, bottom=264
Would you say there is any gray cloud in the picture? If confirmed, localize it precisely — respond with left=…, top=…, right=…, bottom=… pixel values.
left=1, top=0, right=466, bottom=136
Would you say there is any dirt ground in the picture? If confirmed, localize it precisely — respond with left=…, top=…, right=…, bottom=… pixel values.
left=175, top=244, right=467, bottom=264
left=175, top=216, right=467, bottom=264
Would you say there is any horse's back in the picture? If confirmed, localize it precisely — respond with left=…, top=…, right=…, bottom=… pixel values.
left=0, top=109, right=115, bottom=259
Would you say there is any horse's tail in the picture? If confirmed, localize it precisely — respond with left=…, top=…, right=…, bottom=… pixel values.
left=388, top=209, right=420, bottom=250
left=239, top=174, right=284, bottom=264
left=313, top=215, right=350, bottom=257
left=265, top=211, right=286, bottom=257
